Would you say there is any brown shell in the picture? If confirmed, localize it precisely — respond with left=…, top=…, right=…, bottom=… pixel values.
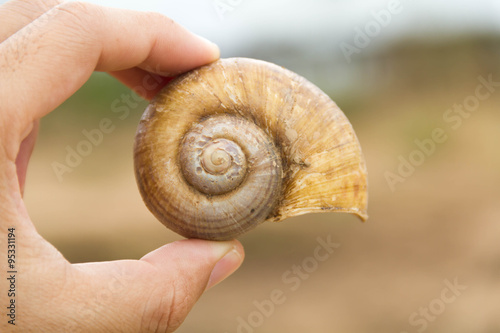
left=134, top=57, right=368, bottom=240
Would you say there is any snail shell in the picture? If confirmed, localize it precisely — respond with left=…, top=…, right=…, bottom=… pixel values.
left=134, top=58, right=367, bottom=240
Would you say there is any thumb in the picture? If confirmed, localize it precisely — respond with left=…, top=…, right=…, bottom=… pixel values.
left=79, top=239, right=244, bottom=333
left=141, top=239, right=244, bottom=292
left=139, top=239, right=245, bottom=332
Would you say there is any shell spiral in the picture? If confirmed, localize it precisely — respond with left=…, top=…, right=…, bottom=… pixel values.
left=134, top=58, right=368, bottom=240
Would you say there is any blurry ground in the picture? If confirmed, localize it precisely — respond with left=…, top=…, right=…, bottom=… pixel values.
left=24, top=37, right=500, bottom=333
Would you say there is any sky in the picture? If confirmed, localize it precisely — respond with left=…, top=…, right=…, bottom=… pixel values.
left=99, top=1, right=498, bottom=51
left=2, top=0, right=499, bottom=56
left=2, top=0, right=499, bottom=94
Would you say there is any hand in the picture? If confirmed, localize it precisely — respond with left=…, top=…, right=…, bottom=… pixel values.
left=0, top=1, right=245, bottom=332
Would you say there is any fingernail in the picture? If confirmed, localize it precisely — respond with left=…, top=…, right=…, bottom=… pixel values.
left=206, top=244, right=243, bottom=290
left=197, top=35, right=220, bottom=60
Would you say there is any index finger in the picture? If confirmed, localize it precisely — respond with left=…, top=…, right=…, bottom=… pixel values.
left=0, top=1, right=219, bottom=155
left=0, top=0, right=63, bottom=42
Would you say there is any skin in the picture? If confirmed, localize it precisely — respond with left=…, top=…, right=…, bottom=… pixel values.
left=0, top=1, right=245, bottom=332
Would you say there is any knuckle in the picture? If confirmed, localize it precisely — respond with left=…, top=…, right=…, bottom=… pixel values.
left=55, top=1, right=95, bottom=17
left=142, top=11, right=177, bottom=29
left=45, top=1, right=104, bottom=53
left=0, top=1, right=100, bottom=77
left=32, top=0, right=66, bottom=13
left=142, top=11, right=168, bottom=23
left=140, top=277, right=192, bottom=333
left=51, top=1, right=103, bottom=35
left=166, top=280, right=191, bottom=331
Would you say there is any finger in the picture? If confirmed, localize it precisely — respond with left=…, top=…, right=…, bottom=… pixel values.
left=0, top=2, right=219, bottom=159
left=109, top=68, right=175, bottom=100
left=139, top=239, right=244, bottom=331
left=15, top=120, right=39, bottom=195
left=0, top=0, right=63, bottom=42
left=0, top=1, right=219, bottom=119
left=141, top=239, right=245, bottom=291
left=71, top=239, right=244, bottom=332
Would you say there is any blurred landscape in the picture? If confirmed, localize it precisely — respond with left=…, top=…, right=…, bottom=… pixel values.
left=23, top=1, right=500, bottom=332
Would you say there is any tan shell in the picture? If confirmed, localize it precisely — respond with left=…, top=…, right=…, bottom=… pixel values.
left=134, top=57, right=368, bottom=240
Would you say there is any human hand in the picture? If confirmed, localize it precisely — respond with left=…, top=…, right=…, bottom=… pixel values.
left=0, top=1, right=244, bottom=332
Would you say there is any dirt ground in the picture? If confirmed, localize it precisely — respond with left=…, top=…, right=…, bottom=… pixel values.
left=24, top=39, right=500, bottom=332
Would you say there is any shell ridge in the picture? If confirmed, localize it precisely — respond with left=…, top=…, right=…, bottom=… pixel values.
left=134, top=58, right=368, bottom=240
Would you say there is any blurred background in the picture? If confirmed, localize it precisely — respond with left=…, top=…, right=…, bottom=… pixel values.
left=13, top=0, right=500, bottom=332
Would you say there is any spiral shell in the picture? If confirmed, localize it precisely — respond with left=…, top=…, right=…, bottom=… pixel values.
left=134, top=58, right=368, bottom=240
